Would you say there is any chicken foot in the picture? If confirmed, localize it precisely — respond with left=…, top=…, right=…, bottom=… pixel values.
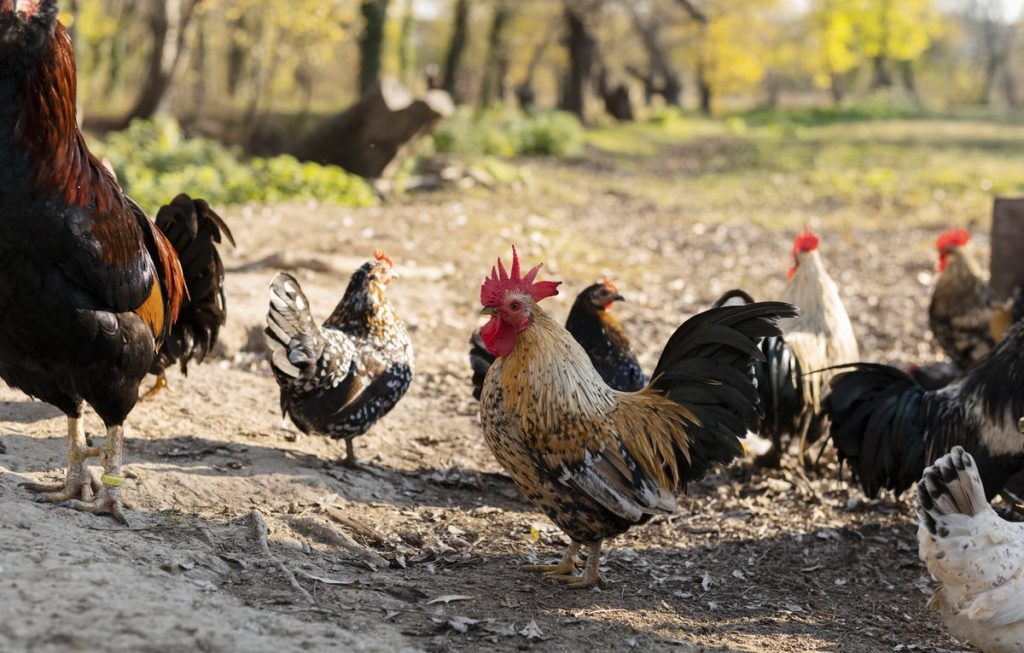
left=139, top=373, right=169, bottom=401
left=549, top=542, right=605, bottom=589
left=21, top=417, right=101, bottom=502
left=58, top=424, right=130, bottom=526
left=521, top=542, right=580, bottom=575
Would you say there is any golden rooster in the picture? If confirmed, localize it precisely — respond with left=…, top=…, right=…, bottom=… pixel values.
left=477, top=248, right=796, bottom=587
left=777, top=227, right=859, bottom=466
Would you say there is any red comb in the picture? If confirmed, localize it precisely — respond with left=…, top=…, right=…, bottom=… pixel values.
left=373, top=249, right=393, bottom=267
left=480, top=246, right=560, bottom=307
left=936, top=228, right=970, bottom=252
left=601, top=277, right=620, bottom=294
left=791, top=227, right=820, bottom=256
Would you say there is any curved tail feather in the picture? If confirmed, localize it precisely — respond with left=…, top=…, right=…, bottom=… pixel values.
left=824, top=362, right=928, bottom=497
left=469, top=328, right=495, bottom=400
left=150, top=194, right=234, bottom=376
left=265, top=272, right=325, bottom=382
left=650, top=301, right=799, bottom=479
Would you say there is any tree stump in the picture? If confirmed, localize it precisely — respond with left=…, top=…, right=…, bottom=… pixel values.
left=290, top=78, right=454, bottom=180
left=989, top=197, right=1024, bottom=299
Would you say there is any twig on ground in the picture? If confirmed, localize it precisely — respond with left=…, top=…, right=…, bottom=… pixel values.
left=325, top=507, right=388, bottom=546
left=249, top=509, right=313, bottom=603
left=285, top=515, right=389, bottom=570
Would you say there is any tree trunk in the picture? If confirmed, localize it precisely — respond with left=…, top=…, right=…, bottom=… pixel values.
left=515, top=22, right=557, bottom=110
left=697, top=63, right=712, bottom=116
left=900, top=60, right=918, bottom=102
left=359, top=0, right=390, bottom=96
left=291, top=78, right=454, bottom=180
left=829, top=74, right=844, bottom=105
left=442, top=0, right=470, bottom=103
left=120, top=0, right=198, bottom=127
left=870, top=56, right=892, bottom=89
left=397, top=0, right=415, bottom=85
left=560, top=6, right=597, bottom=122
left=630, top=6, right=684, bottom=108
left=479, top=1, right=512, bottom=108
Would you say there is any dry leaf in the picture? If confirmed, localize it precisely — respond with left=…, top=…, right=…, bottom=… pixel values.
left=427, top=594, right=474, bottom=605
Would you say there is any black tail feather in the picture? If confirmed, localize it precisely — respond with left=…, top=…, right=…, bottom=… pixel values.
left=824, top=362, right=928, bottom=497
left=650, top=301, right=799, bottom=479
left=469, top=328, right=495, bottom=400
left=150, top=194, right=234, bottom=376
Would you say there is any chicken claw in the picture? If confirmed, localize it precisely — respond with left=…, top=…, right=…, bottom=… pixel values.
left=547, top=543, right=605, bottom=589
left=56, top=424, right=130, bottom=526
left=140, top=373, right=169, bottom=401
left=521, top=542, right=580, bottom=575
left=20, top=417, right=101, bottom=502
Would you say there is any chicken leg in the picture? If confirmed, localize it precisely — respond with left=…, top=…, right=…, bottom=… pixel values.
left=59, top=424, right=129, bottom=526
left=341, top=438, right=359, bottom=468
left=549, top=542, right=604, bottom=589
left=20, top=416, right=101, bottom=502
left=521, top=542, right=580, bottom=575
left=140, top=373, right=169, bottom=401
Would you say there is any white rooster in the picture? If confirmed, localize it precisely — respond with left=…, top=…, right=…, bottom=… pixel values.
left=917, top=446, right=1024, bottom=653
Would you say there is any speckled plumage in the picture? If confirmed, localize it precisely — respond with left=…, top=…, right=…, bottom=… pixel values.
left=264, top=260, right=413, bottom=464
left=917, top=447, right=1024, bottom=653
left=479, top=297, right=795, bottom=556
left=929, top=245, right=999, bottom=371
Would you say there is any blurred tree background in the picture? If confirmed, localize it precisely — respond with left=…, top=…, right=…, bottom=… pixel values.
left=71, top=0, right=1024, bottom=128
left=67, top=0, right=1024, bottom=214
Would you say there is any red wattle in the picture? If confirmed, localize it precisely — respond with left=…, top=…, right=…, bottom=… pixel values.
left=481, top=315, right=518, bottom=357
left=787, top=265, right=797, bottom=280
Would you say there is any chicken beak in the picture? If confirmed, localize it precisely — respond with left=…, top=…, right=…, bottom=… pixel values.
left=611, top=293, right=625, bottom=302
left=480, top=307, right=498, bottom=316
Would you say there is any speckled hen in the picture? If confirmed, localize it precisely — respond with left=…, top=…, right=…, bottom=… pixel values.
left=476, top=247, right=796, bottom=587
left=264, top=251, right=413, bottom=467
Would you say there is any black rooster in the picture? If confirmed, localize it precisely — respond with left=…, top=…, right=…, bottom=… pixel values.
left=469, top=278, right=645, bottom=400
left=825, top=321, right=1024, bottom=500
left=0, top=1, right=229, bottom=523
left=264, top=251, right=413, bottom=467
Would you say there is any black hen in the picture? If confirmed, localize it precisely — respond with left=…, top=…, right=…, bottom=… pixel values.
left=712, top=289, right=810, bottom=467
left=469, top=279, right=644, bottom=399
left=825, top=321, right=1024, bottom=500
left=264, top=251, right=413, bottom=467
left=144, top=194, right=235, bottom=398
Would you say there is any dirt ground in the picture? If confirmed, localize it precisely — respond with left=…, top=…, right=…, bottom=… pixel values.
left=0, top=154, right=988, bottom=652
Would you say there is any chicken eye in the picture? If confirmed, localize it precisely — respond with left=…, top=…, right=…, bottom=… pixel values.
left=510, top=301, right=521, bottom=311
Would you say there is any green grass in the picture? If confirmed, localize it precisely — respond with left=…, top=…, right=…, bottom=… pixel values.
left=94, top=117, right=378, bottom=215
left=566, top=108, right=1024, bottom=231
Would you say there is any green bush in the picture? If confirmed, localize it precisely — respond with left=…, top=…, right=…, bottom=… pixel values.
left=432, top=109, right=584, bottom=158
left=94, top=117, right=378, bottom=214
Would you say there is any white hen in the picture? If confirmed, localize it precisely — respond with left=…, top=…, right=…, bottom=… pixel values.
left=916, top=446, right=1024, bottom=653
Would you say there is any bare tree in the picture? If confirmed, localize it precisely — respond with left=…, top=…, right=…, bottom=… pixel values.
left=516, top=21, right=558, bottom=109
left=628, top=3, right=684, bottom=107
left=560, top=1, right=599, bottom=122
left=442, top=0, right=471, bottom=103
left=966, top=0, right=1019, bottom=105
left=359, top=0, right=391, bottom=95
left=120, top=0, right=200, bottom=127
left=479, top=1, right=513, bottom=107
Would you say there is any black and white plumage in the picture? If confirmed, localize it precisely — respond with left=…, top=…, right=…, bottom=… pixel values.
left=917, top=446, right=1024, bottom=653
left=264, top=253, right=413, bottom=467
left=825, top=321, right=1024, bottom=500
left=469, top=280, right=645, bottom=400
left=145, top=194, right=235, bottom=397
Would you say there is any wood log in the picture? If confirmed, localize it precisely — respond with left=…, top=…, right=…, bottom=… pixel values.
left=989, top=197, right=1024, bottom=299
left=290, top=78, right=454, bottom=180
